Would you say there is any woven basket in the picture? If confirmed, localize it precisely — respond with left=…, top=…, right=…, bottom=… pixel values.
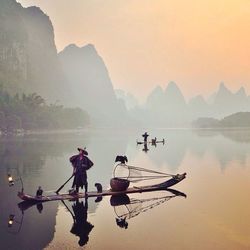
left=110, top=178, right=130, bottom=191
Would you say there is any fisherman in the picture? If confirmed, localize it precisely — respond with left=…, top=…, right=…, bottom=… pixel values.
left=151, top=137, right=157, bottom=145
left=142, top=132, right=149, bottom=143
left=69, top=148, right=94, bottom=194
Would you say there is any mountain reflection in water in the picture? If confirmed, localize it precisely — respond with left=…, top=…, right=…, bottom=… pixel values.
left=1, top=129, right=250, bottom=249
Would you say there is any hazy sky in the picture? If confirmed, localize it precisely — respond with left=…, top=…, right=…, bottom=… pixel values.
left=18, top=0, right=250, bottom=101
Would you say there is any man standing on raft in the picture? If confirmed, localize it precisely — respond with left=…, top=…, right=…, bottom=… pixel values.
left=142, top=132, right=149, bottom=143
left=70, top=148, right=94, bottom=194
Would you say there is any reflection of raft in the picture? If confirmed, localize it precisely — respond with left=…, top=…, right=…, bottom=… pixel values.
left=111, top=188, right=186, bottom=229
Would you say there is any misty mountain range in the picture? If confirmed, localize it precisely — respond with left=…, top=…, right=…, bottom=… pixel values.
left=123, top=81, right=250, bottom=127
left=58, top=44, right=128, bottom=126
left=0, top=0, right=128, bottom=127
left=0, top=0, right=249, bottom=128
left=0, top=0, right=69, bottom=102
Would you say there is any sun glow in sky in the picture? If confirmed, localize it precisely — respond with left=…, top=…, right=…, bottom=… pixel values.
left=18, top=0, right=250, bottom=101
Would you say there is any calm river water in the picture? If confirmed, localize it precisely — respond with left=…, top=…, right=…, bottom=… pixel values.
left=1, top=129, right=250, bottom=250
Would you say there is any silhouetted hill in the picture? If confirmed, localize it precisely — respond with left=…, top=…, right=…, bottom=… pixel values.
left=213, top=82, right=236, bottom=117
left=188, top=95, right=209, bottom=119
left=209, top=83, right=249, bottom=118
left=0, top=1, right=131, bottom=127
left=59, top=44, right=129, bottom=126
left=146, top=85, right=165, bottom=111
left=165, top=81, right=186, bottom=107
left=193, top=112, right=250, bottom=128
left=220, top=112, right=250, bottom=127
left=0, top=0, right=69, bottom=103
left=164, top=81, right=187, bottom=125
left=144, top=82, right=188, bottom=126
left=115, top=89, right=138, bottom=110
left=192, top=117, right=220, bottom=128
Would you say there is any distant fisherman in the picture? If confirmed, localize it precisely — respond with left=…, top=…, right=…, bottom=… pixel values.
left=70, top=148, right=94, bottom=195
left=142, top=132, right=149, bottom=143
left=152, top=137, right=157, bottom=145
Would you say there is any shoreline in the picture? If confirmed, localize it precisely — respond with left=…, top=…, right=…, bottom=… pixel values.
left=1, top=126, right=250, bottom=138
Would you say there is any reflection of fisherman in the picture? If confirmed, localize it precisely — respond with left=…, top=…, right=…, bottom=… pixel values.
left=36, top=203, right=43, bottom=213
left=70, top=148, right=94, bottom=194
left=142, top=143, right=149, bottom=153
left=70, top=199, right=94, bottom=246
left=142, top=132, right=149, bottom=143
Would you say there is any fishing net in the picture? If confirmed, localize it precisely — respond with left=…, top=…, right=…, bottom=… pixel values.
left=113, top=163, right=175, bottom=183
left=114, top=194, right=176, bottom=221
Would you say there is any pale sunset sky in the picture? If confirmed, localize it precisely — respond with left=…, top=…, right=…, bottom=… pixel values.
left=18, top=0, right=250, bottom=101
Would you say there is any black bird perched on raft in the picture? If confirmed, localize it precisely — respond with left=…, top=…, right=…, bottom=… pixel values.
left=95, top=183, right=103, bottom=193
left=115, top=155, right=128, bottom=164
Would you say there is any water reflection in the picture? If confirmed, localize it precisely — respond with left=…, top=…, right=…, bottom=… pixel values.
left=191, top=129, right=250, bottom=169
left=138, top=129, right=250, bottom=171
left=0, top=131, right=128, bottom=250
left=142, top=143, right=149, bottom=153
left=36, top=203, right=44, bottom=213
left=7, top=213, right=23, bottom=234
left=16, top=198, right=99, bottom=248
left=111, top=188, right=186, bottom=230
left=13, top=188, right=186, bottom=248
left=136, top=140, right=165, bottom=154
left=144, top=131, right=190, bottom=171
left=2, top=201, right=58, bottom=250
left=2, top=129, right=250, bottom=249
left=69, top=199, right=94, bottom=246
left=193, top=129, right=250, bottom=143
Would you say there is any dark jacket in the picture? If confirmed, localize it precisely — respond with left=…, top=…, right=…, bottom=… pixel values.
left=70, top=154, right=93, bottom=188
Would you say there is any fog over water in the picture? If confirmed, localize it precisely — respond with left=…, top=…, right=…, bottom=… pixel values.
left=1, top=1, right=250, bottom=249
left=1, top=129, right=250, bottom=249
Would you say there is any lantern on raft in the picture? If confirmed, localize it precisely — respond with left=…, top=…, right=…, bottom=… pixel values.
left=7, top=173, right=24, bottom=193
left=8, top=214, right=15, bottom=227
left=8, top=174, right=14, bottom=186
